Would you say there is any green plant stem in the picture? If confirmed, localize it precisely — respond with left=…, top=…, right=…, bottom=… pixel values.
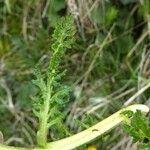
left=0, top=104, right=149, bottom=150
left=37, top=86, right=52, bottom=147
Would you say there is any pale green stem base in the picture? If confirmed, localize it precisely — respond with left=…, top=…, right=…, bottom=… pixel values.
left=0, top=104, right=149, bottom=150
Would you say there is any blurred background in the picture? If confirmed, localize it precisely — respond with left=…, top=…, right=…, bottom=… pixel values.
left=0, top=0, right=150, bottom=149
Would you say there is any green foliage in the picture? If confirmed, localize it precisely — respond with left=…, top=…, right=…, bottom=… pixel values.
left=16, top=82, right=36, bottom=108
left=0, top=0, right=150, bottom=149
left=32, top=16, right=76, bottom=147
left=47, top=0, right=66, bottom=27
left=91, top=2, right=118, bottom=27
left=122, top=110, right=150, bottom=149
left=105, top=6, right=118, bottom=27
left=139, top=0, right=150, bottom=20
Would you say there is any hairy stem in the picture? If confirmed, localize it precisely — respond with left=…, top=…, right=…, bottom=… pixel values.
left=37, top=87, right=51, bottom=147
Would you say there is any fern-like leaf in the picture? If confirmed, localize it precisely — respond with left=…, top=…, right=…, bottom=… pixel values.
left=122, top=110, right=150, bottom=149
left=32, top=16, right=76, bottom=147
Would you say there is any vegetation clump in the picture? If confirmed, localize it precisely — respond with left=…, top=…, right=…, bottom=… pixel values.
left=0, top=0, right=150, bottom=149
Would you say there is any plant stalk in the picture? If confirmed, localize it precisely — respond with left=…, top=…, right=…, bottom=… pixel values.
left=37, top=88, right=51, bottom=147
